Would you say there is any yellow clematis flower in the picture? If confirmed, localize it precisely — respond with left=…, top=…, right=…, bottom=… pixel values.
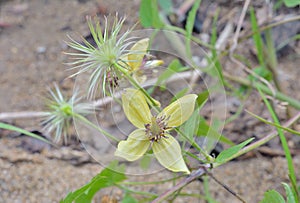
left=115, top=88, right=198, bottom=174
left=118, top=38, right=164, bottom=83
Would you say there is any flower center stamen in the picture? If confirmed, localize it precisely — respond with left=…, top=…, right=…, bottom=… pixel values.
left=106, top=70, right=119, bottom=88
left=145, top=116, right=170, bottom=142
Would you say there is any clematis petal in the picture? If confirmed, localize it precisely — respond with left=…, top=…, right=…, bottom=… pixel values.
left=152, top=135, right=190, bottom=174
left=115, top=129, right=150, bottom=161
left=122, top=88, right=151, bottom=128
left=144, top=60, right=164, bottom=68
left=159, top=94, right=197, bottom=127
left=128, top=38, right=149, bottom=72
left=132, top=71, right=147, bottom=84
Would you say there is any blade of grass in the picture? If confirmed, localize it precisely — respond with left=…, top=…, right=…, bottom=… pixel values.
left=209, top=10, right=225, bottom=86
left=250, top=7, right=266, bottom=69
left=213, top=111, right=300, bottom=168
left=246, top=110, right=300, bottom=136
left=140, top=0, right=164, bottom=28
left=203, top=175, right=218, bottom=203
left=257, top=87, right=299, bottom=202
left=223, top=73, right=300, bottom=110
left=185, top=0, right=201, bottom=59
left=263, top=15, right=292, bottom=118
left=282, top=182, right=296, bottom=203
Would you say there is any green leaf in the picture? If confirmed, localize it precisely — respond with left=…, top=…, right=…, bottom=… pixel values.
left=170, top=88, right=189, bottom=103
left=181, top=107, right=200, bottom=141
left=282, top=183, right=296, bottom=203
left=121, top=193, right=139, bottom=203
left=140, top=0, right=164, bottom=28
left=148, top=59, right=188, bottom=94
left=61, top=161, right=126, bottom=203
left=157, top=59, right=188, bottom=87
left=259, top=190, right=285, bottom=203
left=181, top=91, right=208, bottom=141
left=215, top=138, right=254, bottom=164
left=139, top=154, right=151, bottom=170
left=196, top=91, right=209, bottom=108
left=0, top=122, right=52, bottom=145
left=158, top=0, right=173, bottom=14
left=196, top=117, right=234, bottom=146
left=283, top=0, right=300, bottom=7
left=185, top=0, right=201, bottom=58
left=252, top=66, right=272, bottom=81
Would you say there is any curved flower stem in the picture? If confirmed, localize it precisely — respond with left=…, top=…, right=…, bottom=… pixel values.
left=113, top=62, right=160, bottom=112
left=150, top=166, right=209, bottom=203
left=73, top=113, right=120, bottom=142
left=176, top=128, right=214, bottom=163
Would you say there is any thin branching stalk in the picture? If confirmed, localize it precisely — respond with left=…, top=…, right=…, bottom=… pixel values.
left=241, top=15, right=300, bottom=44
left=230, top=0, right=251, bottom=53
left=206, top=172, right=246, bottom=203
left=150, top=165, right=209, bottom=203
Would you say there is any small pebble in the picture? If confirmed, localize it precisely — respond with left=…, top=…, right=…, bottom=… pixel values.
left=36, top=46, right=47, bottom=54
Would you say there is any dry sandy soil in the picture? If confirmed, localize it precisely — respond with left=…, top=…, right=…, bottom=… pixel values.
left=0, top=0, right=300, bottom=202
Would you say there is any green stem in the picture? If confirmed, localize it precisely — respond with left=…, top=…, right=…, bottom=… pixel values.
left=74, top=113, right=120, bottom=142
left=176, top=128, right=214, bottom=163
left=165, top=24, right=215, bottom=50
left=185, top=151, right=203, bottom=162
left=114, top=62, right=159, bottom=111
left=0, top=122, right=54, bottom=146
